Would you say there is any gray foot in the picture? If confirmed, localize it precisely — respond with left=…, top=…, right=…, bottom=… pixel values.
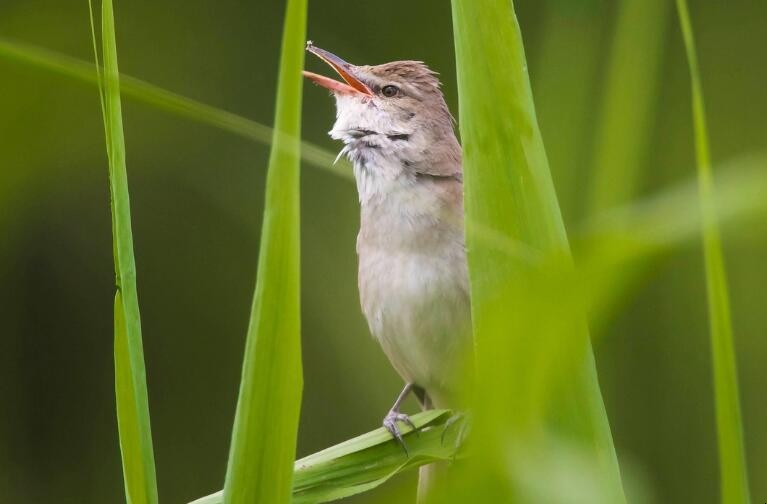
left=383, top=410, right=417, bottom=455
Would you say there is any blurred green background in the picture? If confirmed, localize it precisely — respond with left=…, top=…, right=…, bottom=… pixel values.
left=1, top=1, right=765, bottom=503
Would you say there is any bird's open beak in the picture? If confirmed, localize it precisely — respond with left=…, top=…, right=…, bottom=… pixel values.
left=303, top=42, right=373, bottom=97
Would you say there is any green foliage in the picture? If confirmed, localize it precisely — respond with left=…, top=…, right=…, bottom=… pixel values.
left=1, top=2, right=763, bottom=503
left=192, top=411, right=458, bottom=504
left=532, top=4, right=602, bottom=221
left=675, top=1, right=752, bottom=502
left=87, top=0, right=158, bottom=502
left=183, top=153, right=767, bottom=503
left=576, top=153, right=767, bottom=343
left=221, top=1, right=306, bottom=503
left=449, top=0, right=625, bottom=501
left=588, top=0, right=670, bottom=213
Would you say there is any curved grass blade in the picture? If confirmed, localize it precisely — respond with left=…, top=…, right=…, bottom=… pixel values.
left=87, top=0, right=159, bottom=502
left=190, top=411, right=456, bottom=504
left=450, top=0, right=625, bottom=500
left=579, top=153, right=767, bottom=326
left=221, top=1, right=306, bottom=503
left=0, top=37, right=348, bottom=179
left=675, top=2, right=752, bottom=502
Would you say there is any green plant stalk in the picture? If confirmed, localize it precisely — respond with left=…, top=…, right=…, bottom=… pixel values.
left=588, top=0, right=669, bottom=214
left=87, top=0, right=159, bottom=502
left=222, top=0, right=306, bottom=502
left=580, top=0, right=670, bottom=334
left=588, top=0, right=670, bottom=214
left=450, top=0, right=625, bottom=500
left=0, top=37, right=348, bottom=179
left=532, top=4, right=603, bottom=222
left=675, top=1, right=752, bottom=503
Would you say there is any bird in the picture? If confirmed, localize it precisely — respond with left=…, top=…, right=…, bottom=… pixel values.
left=303, top=42, right=472, bottom=488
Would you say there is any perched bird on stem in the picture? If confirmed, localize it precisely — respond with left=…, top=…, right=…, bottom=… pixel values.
left=304, top=42, right=472, bottom=499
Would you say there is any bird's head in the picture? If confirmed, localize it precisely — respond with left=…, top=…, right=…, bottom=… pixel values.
left=303, top=42, right=459, bottom=176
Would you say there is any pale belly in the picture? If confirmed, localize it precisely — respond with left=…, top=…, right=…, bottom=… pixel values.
left=358, top=248, right=472, bottom=408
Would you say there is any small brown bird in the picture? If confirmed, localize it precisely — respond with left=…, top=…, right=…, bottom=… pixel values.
left=303, top=42, right=471, bottom=454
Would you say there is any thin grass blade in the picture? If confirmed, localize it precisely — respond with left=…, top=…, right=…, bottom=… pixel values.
left=675, top=2, right=752, bottom=502
left=580, top=152, right=767, bottom=339
left=588, top=0, right=670, bottom=213
left=0, top=37, right=347, bottom=178
left=532, top=4, right=603, bottom=221
left=88, top=0, right=159, bottom=502
left=113, top=293, right=158, bottom=504
left=221, top=1, right=306, bottom=502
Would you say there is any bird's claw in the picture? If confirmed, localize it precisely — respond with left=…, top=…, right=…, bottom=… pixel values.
left=383, top=410, right=418, bottom=456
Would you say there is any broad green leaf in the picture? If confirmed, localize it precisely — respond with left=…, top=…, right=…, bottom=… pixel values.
left=221, top=1, right=306, bottom=503
left=292, top=411, right=456, bottom=504
left=88, top=0, right=159, bottom=502
left=675, top=1, right=752, bottom=502
left=449, top=0, right=625, bottom=501
left=192, top=411, right=457, bottom=504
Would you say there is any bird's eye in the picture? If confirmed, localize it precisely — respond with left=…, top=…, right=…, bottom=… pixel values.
left=381, top=85, right=399, bottom=97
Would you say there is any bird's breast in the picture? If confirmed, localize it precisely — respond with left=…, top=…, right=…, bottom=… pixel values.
left=357, top=226, right=471, bottom=406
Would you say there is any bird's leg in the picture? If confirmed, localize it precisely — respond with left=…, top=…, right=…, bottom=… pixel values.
left=383, top=383, right=419, bottom=454
left=412, top=384, right=431, bottom=410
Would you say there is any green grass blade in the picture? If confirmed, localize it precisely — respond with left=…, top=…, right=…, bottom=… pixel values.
left=87, top=1, right=159, bottom=502
left=0, top=37, right=348, bottom=179
left=588, top=0, right=670, bottom=213
left=450, top=0, right=624, bottom=500
left=114, top=294, right=158, bottom=504
left=221, top=1, right=306, bottom=503
left=290, top=411, right=454, bottom=504
left=191, top=411, right=456, bottom=504
left=86, top=0, right=107, bottom=125
left=675, top=2, right=752, bottom=502
left=532, top=4, right=603, bottom=222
